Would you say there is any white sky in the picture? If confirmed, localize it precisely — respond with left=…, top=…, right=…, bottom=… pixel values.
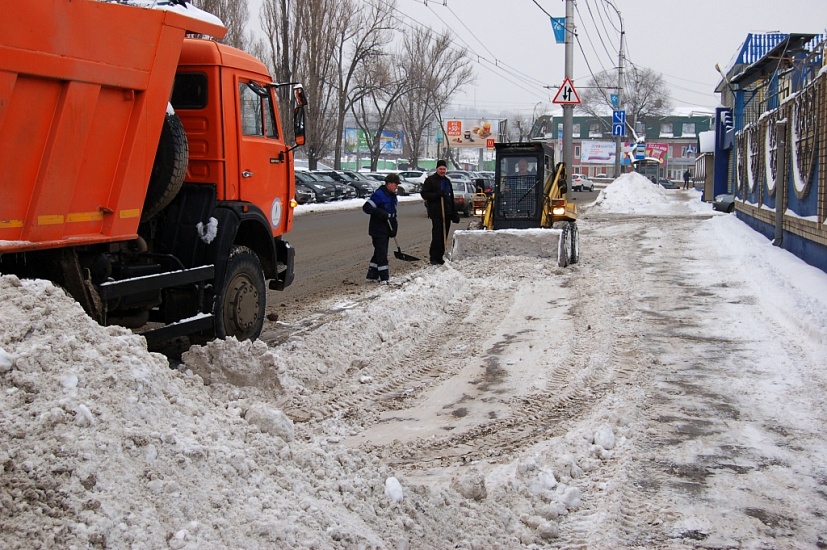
left=2, top=173, right=826, bottom=547
left=247, top=0, right=827, bottom=116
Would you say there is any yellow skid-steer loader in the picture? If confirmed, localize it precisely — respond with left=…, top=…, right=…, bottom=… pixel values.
left=452, top=142, right=580, bottom=267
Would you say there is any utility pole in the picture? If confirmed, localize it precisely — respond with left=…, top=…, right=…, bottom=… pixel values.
left=563, top=0, right=574, bottom=176
left=613, top=4, right=624, bottom=178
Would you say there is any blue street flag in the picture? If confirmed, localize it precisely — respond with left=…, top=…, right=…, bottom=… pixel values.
left=551, top=18, right=566, bottom=44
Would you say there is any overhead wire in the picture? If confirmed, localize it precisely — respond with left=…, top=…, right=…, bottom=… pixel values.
left=383, top=0, right=557, bottom=110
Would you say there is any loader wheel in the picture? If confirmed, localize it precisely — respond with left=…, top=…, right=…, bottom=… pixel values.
left=215, top=246, right=266, bottom=341
left=569, top=222, right=580, bottom=264
left=558, top=223, right=571, bottom=268
left=142, top=112, right=188, bottom=221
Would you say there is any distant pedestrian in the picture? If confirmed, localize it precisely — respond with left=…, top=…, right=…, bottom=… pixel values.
left=421, top=160, right=459, bottom=265
left=362, top=173, right=399, bottom=283
left=683, top=169, right=692, bottom=189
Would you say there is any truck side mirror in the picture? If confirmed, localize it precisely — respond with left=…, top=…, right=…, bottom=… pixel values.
left=293, top=106, right=305, bottom=146
left=293, top=85, right=308, bottom=107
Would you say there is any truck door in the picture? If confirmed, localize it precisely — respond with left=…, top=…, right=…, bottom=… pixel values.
left=237, top=80, right=290, bottom=236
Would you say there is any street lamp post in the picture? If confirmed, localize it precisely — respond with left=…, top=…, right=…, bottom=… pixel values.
left=604, top=0, right=625, bottom=178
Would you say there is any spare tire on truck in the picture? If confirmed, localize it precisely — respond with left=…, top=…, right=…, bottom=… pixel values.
left=142, top=111, right=188, bottom=221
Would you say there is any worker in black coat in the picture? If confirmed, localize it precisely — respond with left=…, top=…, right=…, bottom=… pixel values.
left=420, top=160, right=459, bottom=265
left=362, top=173, right=400, bottom=283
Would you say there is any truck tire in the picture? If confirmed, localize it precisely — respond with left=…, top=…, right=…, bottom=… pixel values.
left=569, top=222, right=580, bottom=264
left=558, top=223, right=571, bottom=268
left=142, top=112, right=188, bottom=221
left=215, top=246, right=266, bottom=341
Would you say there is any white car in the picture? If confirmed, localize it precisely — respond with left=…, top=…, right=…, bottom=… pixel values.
left=571, top=174, right=594, bottom=192
left=397, top=170, right=427, bottom=185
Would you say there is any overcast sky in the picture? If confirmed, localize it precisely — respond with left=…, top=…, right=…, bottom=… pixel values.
left=245, top=0, right=827, bottom=117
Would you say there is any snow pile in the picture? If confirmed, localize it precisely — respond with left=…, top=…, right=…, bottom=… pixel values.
left=0, top=272, right=614, bottom=548
left=590, top=171, right=692, bottom=214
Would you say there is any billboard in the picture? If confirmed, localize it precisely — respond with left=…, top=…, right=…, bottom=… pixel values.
left=344, top=128, right=404, bottom=155
left=444, top=119, right=498, bottom=149
left=580, top=141, right=616, bottom=164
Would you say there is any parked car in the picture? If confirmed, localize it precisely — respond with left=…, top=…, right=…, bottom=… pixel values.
left=294, top=182, right=316, bottom=205
left=397, top=173, right=423, bottom=195
left=658, top=178, right=681, bottom=189
left=571, top=174, right=594, bottom=192
left=712, top=193, right=735, bottom=213
left=397, top=170, right=427, bottom=186
left=452, top=180, right=476, bottom=217
left=595, top=172, right=608, bottom=178
left=363, top=172, right=387, bottom=183
left=295, top=171, right=336, bottom=202
left=340, top=171, right=379, bottom=198
left=311, top=171, right=357, bottom=200
left=397, top=179, right=419, bottom=196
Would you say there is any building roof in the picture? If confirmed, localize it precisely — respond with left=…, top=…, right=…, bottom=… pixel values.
left=731, top=33, right=818, bottom=87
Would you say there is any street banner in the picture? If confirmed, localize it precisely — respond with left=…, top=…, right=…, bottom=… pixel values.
left=551, top=17, right=566, bottom=44
left=444, top=119, right=498, bottom=149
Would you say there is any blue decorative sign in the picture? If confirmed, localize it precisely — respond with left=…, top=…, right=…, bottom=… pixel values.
left=551, top=17, right=566, bottom=44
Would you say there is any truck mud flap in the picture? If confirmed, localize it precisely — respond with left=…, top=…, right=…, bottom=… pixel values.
left=268, top=240, right=295, bottom=291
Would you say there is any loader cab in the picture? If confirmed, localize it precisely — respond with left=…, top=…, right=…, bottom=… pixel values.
left=492, top=142, right=553, bottom=229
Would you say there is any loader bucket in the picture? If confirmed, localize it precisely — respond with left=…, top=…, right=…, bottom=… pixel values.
left=450, top=224, right=579, bottom=268
left=449, top=228, right=561, bottom=261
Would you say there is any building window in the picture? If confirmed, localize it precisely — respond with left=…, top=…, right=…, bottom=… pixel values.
left=660, top=122, right=673, bottom=138
left=682, top=144, right=697, bottom=158
left=589, top=123, right=602, bottom=137
left=572, top=124, right=580, bottom=137
left=575, top=145, right=581, bottom=158
left=681, top=123, right=696, bottom=137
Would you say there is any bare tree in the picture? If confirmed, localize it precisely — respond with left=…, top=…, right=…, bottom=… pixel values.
left=579, top=67, right=672, bottom=136
left=256, top=0, right=304, bottom=146
left=505, top=112, right=531, bottom=143
left=258, top=0, right=341, bottom=168
left=398, top=28, right=473, bottom=167
left=350, top=54, right=411, bottom=170
left=191, top=0, right=250, bottom=50
left=329, top=0, right=395, bottom=169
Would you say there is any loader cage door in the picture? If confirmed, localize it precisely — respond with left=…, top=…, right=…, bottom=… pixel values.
left=493, top=154, right=543, bottom=228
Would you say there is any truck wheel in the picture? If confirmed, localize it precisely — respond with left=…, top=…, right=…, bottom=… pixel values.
left=569, top=222, right=580, bottom=264
left=142, top=112, right=188, bottom=221
left=557, top=223, right=571, bottom=268
left=215, top=246, right=266, bottom=341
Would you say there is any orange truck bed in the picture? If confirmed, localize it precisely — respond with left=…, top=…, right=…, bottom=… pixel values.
left=0, top=0, right=225, bottom=253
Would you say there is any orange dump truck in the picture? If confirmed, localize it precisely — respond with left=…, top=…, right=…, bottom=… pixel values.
left=0, top=0, right=307, bottom=346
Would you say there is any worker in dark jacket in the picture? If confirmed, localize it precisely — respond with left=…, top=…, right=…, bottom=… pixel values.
left=420, top=160, right=459, bottom=265
left=362, top=173, right=400, bottom=283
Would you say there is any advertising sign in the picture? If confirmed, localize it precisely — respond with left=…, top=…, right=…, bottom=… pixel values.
left=620, top=142, right=668, bottom=164
left=580, top=141, right=616, bottom=164
left=443, top=119, right=497, bottom=149
left=646, top=143, right=668, bottom=162
left=344, top=128, right=404, bottom=155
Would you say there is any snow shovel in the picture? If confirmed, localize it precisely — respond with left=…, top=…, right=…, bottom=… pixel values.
left=440, top=197, right=448, bottom=255
left=389, top=220, right=420, bottom=262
